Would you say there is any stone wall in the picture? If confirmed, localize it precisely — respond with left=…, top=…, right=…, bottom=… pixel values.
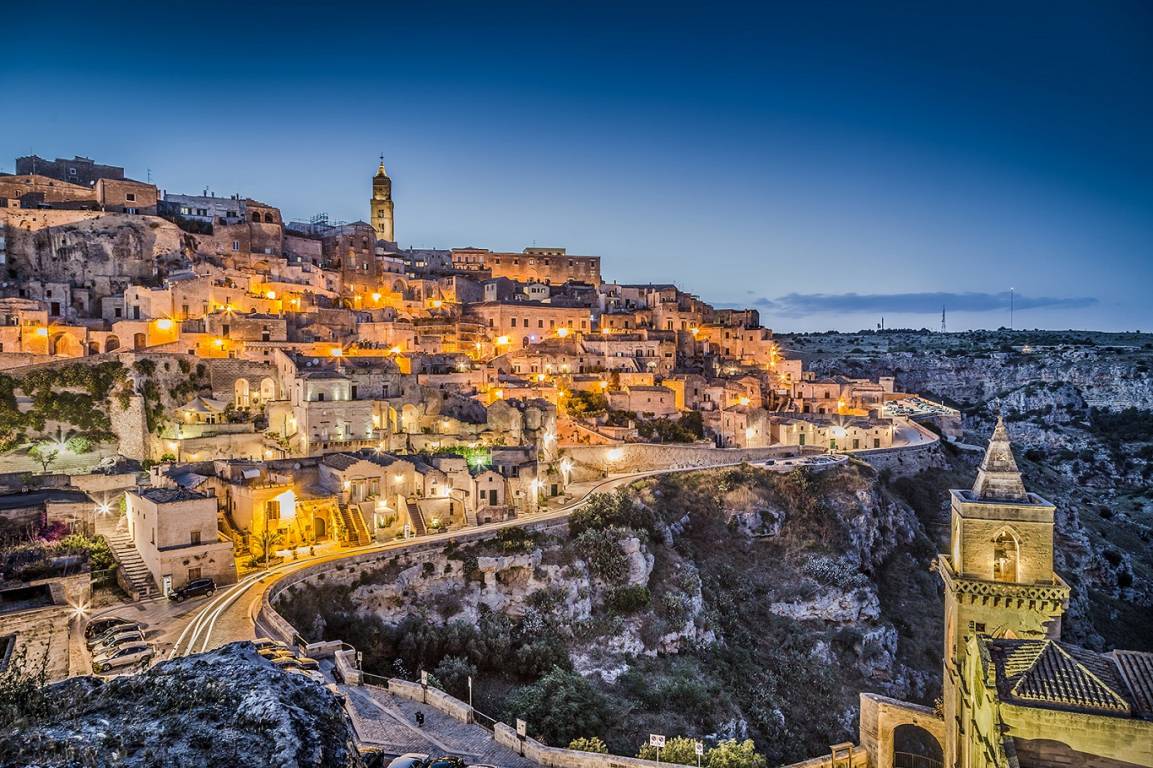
left=561, top=443, right=812, bottom=478
left=853, top=439, right=945, bottom=479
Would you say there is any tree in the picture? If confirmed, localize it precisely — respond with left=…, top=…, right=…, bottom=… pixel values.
left=254, top=528, right=283, bottom=564
left=506, top=666, right=613, bottom=747
left=706, top=740, right=766, bottom=768
left=638, top=736, right=700, bottom=765
left=568, top=737, right=608, bottom=754
left=432, top=655, right=476, bottom=700
left=27, top=442, right=59, bottom=474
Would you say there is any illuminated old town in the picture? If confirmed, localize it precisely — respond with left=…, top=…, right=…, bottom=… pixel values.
left=0, top=3, right=1150, bottom=768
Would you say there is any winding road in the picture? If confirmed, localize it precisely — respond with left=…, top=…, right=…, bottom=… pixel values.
left=81, top=453, right=847, bottom=669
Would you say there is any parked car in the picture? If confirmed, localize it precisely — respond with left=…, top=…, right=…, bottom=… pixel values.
left=257, top=646, right=295, bottom=660
left=92, top=642, right=153, bottom=673
left=252, top=637, right=290, bottom=652
left=167, top=578, right=217, bottom=602
left=270, top=654, right=321, bottom=671
left=426, top=757, right=467, bottom=768
left=85, top=617, right=138, bottom=643
left=87, top=621, right=142, bottom=649
left=385, top=754, right=430, bottom=768
left=90, top=629, right=145, bottom=657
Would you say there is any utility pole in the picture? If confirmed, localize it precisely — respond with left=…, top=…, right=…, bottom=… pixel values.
left=941, top=305, right=946, bottom=333
left=1009, top=287, right=1015, bottom=330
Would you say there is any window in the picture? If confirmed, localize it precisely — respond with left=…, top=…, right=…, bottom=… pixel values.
left=190, top=530, right=201, bottom=546
left=232, top=240, right=240, bottom=252
left=126, top=193, right=136, bottom=202
left=188, top=567, right=201, bottom=581
left=265, top=500, right=280, bottom=521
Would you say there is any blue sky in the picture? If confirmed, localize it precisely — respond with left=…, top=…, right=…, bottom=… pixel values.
left=3, top=1, right=1152, bottom=332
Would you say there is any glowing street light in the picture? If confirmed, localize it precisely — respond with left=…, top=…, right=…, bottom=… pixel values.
left=556, top=327, right=569, bottom=338
left=155, top=318, right=175, bottom=331
left=265, top=290, right=277, bottom=300
left=329, top=347, right=344, bottom=357
left=495, top=336, right=510, bottom=347
left=371, top=292, right=382, bottom=302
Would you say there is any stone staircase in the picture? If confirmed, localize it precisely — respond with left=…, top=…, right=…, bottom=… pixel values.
left=404, top=500, right=427, bottom=537
left=101, top=529, right=159, bottom=600
left=337, top=504, right=371, bottom=547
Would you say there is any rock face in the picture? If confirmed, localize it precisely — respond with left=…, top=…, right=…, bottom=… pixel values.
left=808, top=347, right=1153, bottom=412
left=0, top=643, right=364, bottom=768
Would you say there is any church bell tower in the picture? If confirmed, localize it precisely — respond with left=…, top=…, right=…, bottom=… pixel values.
left=938, top=417, right=1069, bottom=768
left=371, top=157, right=395, bottom=243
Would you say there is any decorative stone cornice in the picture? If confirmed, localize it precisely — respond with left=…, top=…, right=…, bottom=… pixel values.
left=937, top=555, right=1069, bottom=610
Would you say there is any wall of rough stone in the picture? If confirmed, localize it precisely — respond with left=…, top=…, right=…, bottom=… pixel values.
left=853, top=440, right=946, bottom=478
left=560, top=442, right=812, bottom=478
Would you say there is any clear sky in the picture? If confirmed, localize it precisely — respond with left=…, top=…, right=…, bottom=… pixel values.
left=3, top=1, right=1151, bottom=332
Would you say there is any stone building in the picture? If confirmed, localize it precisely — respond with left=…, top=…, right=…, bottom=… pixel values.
left=94, top=178, right=158, bottom=215
left=15, top=155, right=124, bottom=186
left=124, top=487, right=236, bottom=592
left=370, top=159, right=395, bottom=243
left=857, top=419, right=1153, bottom=768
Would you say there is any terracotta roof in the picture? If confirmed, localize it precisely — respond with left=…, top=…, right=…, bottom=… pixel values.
left=320, top=453, right=362, bottom=470
left=988, top=639, right=1134, bottom=716
left=1112, top=650, right=1153, bottom=719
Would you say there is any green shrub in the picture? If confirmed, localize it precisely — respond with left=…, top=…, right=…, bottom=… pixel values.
left=605, top=585, right=650, bottom=614
left=568, top=737, right=609, bottom=754
left=638, top=736, right=700, bottom=765
left=506, top=667, right=614, bottom=747
left=574, top=528, right=629, bottom=584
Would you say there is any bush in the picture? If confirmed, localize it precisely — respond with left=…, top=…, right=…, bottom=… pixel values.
left=432, top=656, right=476, bottom=699
left=574, top=528, right=629, bottom=584
left=605, top=585, right=650, bottom=614
left=568, top=737, right=609, bottom=754
left=707, top=739, right=766, bottom=768
left=568, top=491, right=653, bottom=537
left=638, top=736, right=700, bottom=765
left=506, top=667, right=614, bottom=747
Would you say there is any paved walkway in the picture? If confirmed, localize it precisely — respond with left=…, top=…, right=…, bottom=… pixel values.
left=341, top=684, right=534, bottom=768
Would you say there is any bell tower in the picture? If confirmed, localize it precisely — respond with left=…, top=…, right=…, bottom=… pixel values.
left=938, top=417, right=1069, bottom=768
left=371, top=156, right=395, bottom=243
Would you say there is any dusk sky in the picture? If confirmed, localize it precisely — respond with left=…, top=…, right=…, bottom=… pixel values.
left=4, top=1, right=1151, bottom=332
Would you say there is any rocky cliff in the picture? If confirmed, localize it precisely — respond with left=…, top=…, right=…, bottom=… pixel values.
left=0, top=642, right=364, bottom=768
left=277, top=464, right=943, bottom=764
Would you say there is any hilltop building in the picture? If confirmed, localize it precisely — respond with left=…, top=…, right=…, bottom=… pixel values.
left=371, top=158, right=395, bottom=243
left=858, top=418, right=1153, bottom=768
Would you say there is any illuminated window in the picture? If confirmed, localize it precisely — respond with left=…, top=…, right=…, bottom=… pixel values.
left=993, top=532, right=1019, bottom=582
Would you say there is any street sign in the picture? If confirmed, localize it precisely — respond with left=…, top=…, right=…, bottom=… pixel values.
left=650, top=735, right=666, bottom=748
left=421, top=670, right=428, bottom=686
left=695, top=742, right=704, bottom=756
left=516, top=719, right=527, bottom=738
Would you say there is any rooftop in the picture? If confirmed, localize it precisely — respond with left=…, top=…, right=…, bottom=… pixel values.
left=138, top=487, right=208, bottom=504
left=987, top=638, right=1153, bottom=719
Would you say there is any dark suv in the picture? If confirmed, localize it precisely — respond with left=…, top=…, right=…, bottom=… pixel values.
left=168, top=578, right=217, bottom=602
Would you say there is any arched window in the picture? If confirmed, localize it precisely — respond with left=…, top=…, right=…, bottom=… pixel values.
left=993, top=530, right=1019, bottom=582
left=234, top=378, right=251, bottom=408
left=264, top=212, right=274, bottom=223
left=251, top=211, right=260, bottom=222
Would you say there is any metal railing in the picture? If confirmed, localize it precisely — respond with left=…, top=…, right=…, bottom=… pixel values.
left=894, top=753, right=942, bottom=768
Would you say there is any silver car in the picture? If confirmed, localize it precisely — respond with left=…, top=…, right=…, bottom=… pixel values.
left=90, top=629, right=145, bottom=657
left=92, top=642, right=153, bottom=673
